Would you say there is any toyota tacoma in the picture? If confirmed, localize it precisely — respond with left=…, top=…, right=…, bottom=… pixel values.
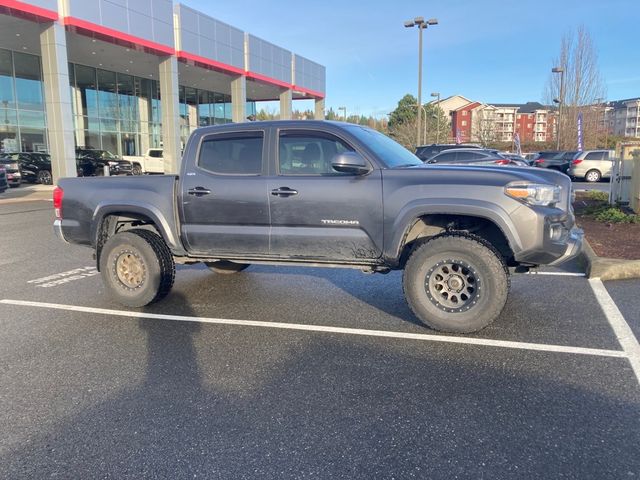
left=53, top=121, right=582, bottom=333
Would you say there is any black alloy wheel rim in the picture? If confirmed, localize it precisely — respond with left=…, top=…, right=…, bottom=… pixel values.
left=425, top=259, right=481, bottom=313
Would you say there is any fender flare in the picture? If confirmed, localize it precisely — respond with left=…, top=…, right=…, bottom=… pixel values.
left=386, top=199, right=523, bottom=261
left=91, top=201, right=186, bottom=255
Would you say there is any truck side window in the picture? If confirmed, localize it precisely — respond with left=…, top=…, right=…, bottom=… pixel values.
left=198, top=132, right=263, bottom=175
left=278, top=132, right=354, bottom=175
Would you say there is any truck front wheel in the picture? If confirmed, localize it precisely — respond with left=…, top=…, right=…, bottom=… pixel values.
left=100, top=229, right=175, bottom=307
left=205, top=261, right=250, bottom=274
left=403, top=234, right=509, bottom=333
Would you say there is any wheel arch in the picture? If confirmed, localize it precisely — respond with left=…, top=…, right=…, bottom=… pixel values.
left=389, top=204, right=521, bottom=268
left=92, top=202, right=185, bottom=269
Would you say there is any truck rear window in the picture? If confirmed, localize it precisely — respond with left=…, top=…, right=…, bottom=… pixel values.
left=198, top=133, right=264, bottom=175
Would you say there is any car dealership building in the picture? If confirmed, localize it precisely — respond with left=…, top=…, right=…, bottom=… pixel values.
left=0, top=0, right=326, bottom=179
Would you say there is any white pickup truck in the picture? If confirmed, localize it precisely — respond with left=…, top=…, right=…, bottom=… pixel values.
left=123, top=148, right=164, bottom=174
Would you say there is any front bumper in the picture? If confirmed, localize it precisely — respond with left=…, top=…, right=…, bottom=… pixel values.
left=513, top=207, right=584, bottom=267
left=548, top=226, right=584, bottom=266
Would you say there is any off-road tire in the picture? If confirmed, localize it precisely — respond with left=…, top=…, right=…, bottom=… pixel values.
left=205, top=261, right=250, bottom=274
left=585, top=169, right=601, bottom=183
left=132, top=163, right=143, bottom=175
left=100, top=229, right=175, bottom=307
left=403, top=233, right=509, bottom=333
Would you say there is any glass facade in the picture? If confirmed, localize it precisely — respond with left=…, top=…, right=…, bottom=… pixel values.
left=1, top=47, right=258, bottom=157
left=0, top=49, right=47, bottom=154
left=69, top=63, right=258, bottom=156
left=69, top=63, right=163, bottom=156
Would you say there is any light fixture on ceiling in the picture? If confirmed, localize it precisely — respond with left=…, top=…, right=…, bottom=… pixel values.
left=15, top=33, right=20, bottom=37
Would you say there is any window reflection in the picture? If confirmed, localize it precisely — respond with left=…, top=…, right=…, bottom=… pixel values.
left=0, top=48, right=257, bottom=156
left=0, top=49, right=46, bottom=153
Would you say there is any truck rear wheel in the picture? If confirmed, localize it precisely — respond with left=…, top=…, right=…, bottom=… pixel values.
left=205, top=261, right=250, bottom=274
left=100, top=229, right=175, bottom=307
left=403, top=234, right=509, bottom=333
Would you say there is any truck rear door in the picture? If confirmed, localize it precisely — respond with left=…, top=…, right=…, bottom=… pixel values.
left=267, top=128, right=383, bottom=261
left=180, top=129, right=270, bottom=255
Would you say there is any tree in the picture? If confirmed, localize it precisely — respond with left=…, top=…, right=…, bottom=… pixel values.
left=388, top=94, right=449, bottom=149
left=388, top=94, right=419, bottom=131
left=470, top=105, right=496, bottom=146
left=544, top=26, right=607, bottom=150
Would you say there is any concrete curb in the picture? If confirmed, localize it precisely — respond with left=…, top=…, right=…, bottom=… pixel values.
left=0, top=185, right=54, bottom=204
left=581, top=238, right=640, bottom=280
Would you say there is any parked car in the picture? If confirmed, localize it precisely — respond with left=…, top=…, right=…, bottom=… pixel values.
left=4, top=152, right=53, bottom=184
left=500, top=153, right=532, bottom=166
left=0, top=154, right=23, bottom=187
left=53, top=120, right=582, bottom=334
left=567, top=150, right=615, bottom=182
left=76, top=148, right=133, bottom=176
left=122, top=148, right=164, bottom=174
left=533, top=151, right=578, bottom=173
left=0, top=166, right=7, bottom=193
left=426, top=148, right=528, bottom=167
left=415, top=143, right=481, bottom=162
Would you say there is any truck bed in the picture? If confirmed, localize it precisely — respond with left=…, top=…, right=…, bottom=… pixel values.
left=57, top=175, right=182, bottom=252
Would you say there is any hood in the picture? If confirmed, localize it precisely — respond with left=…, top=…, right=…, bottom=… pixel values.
left=396, top=163, right=573, bottom=211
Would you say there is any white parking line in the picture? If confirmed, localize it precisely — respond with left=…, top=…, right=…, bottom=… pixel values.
left=27, top=267, right=98, bottom=288
left=0, top=299, right=627, bottom=359
left=526, top=271, right=586, bottom=277
left=589, top=278, right=640, bottom=384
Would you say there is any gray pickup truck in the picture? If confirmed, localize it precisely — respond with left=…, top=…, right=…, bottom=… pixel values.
left=54, top=121, right=582, bottom=333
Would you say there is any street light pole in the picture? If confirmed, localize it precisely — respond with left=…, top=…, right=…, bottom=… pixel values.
left=405, top=17, right=438, bottom=147
left=431, top=92, right=440, bottom=143
left=338, top=106, right=347, bottom=122
left=552, top=66, right=565, bottom=150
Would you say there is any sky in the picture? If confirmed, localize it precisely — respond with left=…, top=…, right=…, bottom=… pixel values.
left=188, top=0, right=640, bottom=118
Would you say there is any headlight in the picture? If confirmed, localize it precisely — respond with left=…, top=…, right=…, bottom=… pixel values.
left=107, top=161, right=119, bottom=166
left=504, top=182, right=561, bottom=207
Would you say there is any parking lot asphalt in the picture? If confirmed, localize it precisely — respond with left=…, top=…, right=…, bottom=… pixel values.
left=1, top=199, right=638, bottom=479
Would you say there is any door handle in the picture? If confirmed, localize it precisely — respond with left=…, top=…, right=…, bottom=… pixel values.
left=187, top=186, right=212, bottom=197
left=271, top=187, right=298, bottom=197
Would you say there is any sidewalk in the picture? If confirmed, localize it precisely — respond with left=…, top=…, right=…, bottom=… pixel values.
left=0, top=184, right=55, bottom=204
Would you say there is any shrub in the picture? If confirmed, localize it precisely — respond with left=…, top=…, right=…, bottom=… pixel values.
left=594, top=207, right=640, bottom=224
left=587, top=190, right=609, bottom=202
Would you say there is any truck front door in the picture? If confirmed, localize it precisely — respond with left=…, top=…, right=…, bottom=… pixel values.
left=268, top=129, right=383, bottom=262
left=180, top=130, right=270, bottom=256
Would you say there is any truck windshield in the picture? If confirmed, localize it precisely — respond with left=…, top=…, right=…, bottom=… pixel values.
left=345, top=126, right=423, bottom=168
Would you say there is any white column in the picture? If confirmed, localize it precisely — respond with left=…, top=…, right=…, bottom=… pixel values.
left=279, top=89, right=293, bottom=120
left=138, top=96, right=150, bottom=154
left=314, top=98, right=325, bottom=120
left=231, top=75, right=247, bottom=123
left=40, top=22, right=76, bottom=181
left=159, top=56, right=181, bottom=174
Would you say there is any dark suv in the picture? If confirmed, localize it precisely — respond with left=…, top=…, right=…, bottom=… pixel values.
left=415, top=143, right=481, bottom=162
left=76, top=148, right=133, bottom=176
left=533, top=151, right=578, bottom=173
left=5, top=152, right=53, bottom=184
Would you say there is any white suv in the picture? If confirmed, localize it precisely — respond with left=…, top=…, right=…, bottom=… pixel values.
left=567, top=150, right=614, bottom=182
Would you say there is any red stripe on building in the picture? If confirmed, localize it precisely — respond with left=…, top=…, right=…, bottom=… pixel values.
left=292, top=85, right=325, bottom=99
left=63, top=16, right=175, bottom=56
left=246, top=71, right=291, bottom=90
left=0, top=0, right=58, bottom=21
left=176, top=50, right=245, bottom=76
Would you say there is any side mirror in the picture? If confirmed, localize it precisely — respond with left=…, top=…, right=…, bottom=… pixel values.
left=427, top=158, right=438, bottom=164
left=331, top=152, right=371, bottom=175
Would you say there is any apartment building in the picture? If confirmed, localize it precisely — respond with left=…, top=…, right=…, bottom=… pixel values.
left=607, top=98, right=640, bottom=138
